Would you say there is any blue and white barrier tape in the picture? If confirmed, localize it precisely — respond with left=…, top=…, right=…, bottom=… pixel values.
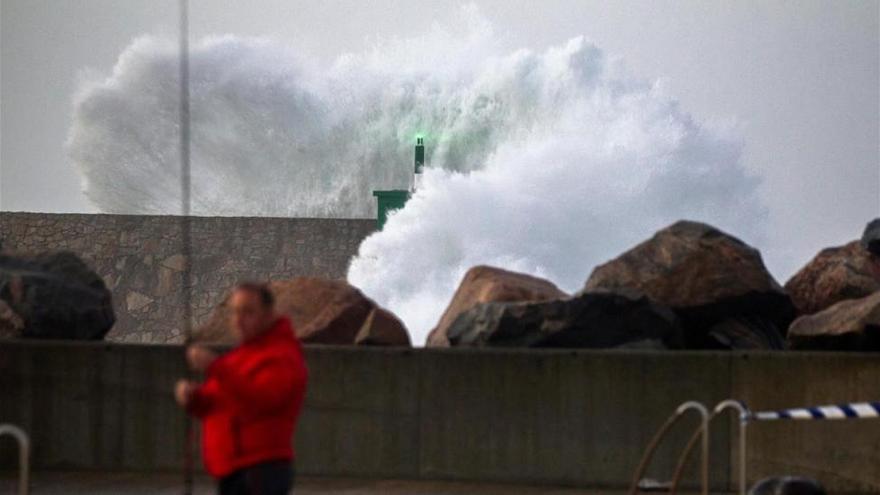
left=750, top=402, right=880, bottom=421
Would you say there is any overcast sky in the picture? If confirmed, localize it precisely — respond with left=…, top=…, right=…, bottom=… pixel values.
left=1, top=0, right=878, bottom=279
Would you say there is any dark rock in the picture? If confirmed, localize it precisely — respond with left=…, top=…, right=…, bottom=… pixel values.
left=427, top=265, right=568, bottom=347
left=784, top=241, right=880, bottom=315
left=705, top=315, right=786, bottom=350
left=584, top=220, right=792, bottom=349
left=196, top=277, right=411, bottom=347
left=749, top=476, right=826, bottom=495
left=787, top=291, right=880, bottom=351
left=0, top=251, right=115, bottom=340
left=446, top=289, right=684, bottom=349
left=862, top=218, right=880, bottom=255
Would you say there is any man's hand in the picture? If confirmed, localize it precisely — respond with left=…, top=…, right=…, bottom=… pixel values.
left=186, top=345, right=218, bottom=373
left=174, top=379, right=198, bottom=408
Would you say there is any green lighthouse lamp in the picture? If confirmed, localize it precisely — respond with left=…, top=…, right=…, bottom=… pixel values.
left=372, top=137, right=425, bottom=230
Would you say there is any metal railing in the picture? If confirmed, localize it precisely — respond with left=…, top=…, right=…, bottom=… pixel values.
left=668, top=400, right=749, bottom=495
left=632, top=399, right=879, bottom=495
left=628, top=401, right=710, bottom=495
left=0, top=423, right=30, bottom=495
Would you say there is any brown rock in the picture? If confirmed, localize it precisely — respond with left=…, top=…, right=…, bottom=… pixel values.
left=355, top=307, right=411, bottom=346
left=426, top=265, right=568, bottom=347
left=784, top=241, right=880, bottom=315
left=282, top=278, right=374, bottom=344
left=584, top=221, right=792, bottom=349
left=788, top=291, right=880, bottom=351
left=195, top=277, right=411, bottom=346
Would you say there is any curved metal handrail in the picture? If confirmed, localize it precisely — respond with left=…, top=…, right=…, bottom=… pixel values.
left=0, top=423, right=30, bottom=495
left=669, top=400, right=749, bottom=495
left=628, top=401, right=710, bottom=495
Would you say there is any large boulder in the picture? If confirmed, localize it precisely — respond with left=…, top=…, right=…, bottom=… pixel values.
left=862, top=218, right=880, bottom=255
left=446, top=289, right=684, bottom=349
left=195, top=277, right=411, bottom=346
left=355, top=307, right=411, bottom=346
left=784, top=240, right=880, bottom=315
left=427, top=265, right=568, bottom=347
left=0, top=251, right=115, bottom=340
left=787, top=291, right=880, bottom=351
left=584, top=221, right=791, bottom=349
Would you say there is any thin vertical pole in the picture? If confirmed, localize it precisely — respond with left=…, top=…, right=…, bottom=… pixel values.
left=179, top=0, right=191, bottom=222
left=179, top=1, right=194, bottom=494
left=179, top=0, right=192, bottom=324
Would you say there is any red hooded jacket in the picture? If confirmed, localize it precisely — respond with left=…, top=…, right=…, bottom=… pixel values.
left=188, top=316, right=308, bottom=478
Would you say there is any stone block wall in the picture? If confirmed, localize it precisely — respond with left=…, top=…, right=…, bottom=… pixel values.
left=0, top=212, right=375, bottom=343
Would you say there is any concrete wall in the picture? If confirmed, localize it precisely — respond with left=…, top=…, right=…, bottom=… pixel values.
left=0, top=213, right=375, bottom=343
left=1, top=343, right=877, bottom=492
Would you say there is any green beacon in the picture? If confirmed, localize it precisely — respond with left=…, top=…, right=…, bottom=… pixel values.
left=412, top=137, right=425, bottom=192
left=373, top=137, right=425, bottom=230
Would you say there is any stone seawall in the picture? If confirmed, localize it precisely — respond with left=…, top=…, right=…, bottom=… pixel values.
left=0, top=212, right=375, bottom=343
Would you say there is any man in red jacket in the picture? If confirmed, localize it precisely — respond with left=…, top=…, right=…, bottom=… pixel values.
left=175, top=282, right=308, bottom=495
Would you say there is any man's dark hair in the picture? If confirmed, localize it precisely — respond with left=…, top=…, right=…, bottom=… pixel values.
left=233, top=282, right=275, bottom=308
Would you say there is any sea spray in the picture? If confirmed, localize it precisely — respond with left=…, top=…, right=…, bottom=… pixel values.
left=349, top=35, right=765, bottom=345
left=67, top=9, right=765, bottom=344
left=68, top=8, right=506, bottom=216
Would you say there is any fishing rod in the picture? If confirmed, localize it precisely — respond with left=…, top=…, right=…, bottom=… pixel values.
left=179, top=0, right=194, bottom=494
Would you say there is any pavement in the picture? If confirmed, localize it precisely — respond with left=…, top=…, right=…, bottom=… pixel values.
left=0, top=471, right=704, bottom=494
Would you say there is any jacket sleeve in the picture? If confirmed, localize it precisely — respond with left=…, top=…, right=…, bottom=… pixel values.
left=207, top=352, right=307, bottom=414
left=187, top=379, right=219, bottom=418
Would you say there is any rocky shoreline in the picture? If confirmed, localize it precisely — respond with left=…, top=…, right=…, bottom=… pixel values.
left=2, top=218, right=878, bottom=351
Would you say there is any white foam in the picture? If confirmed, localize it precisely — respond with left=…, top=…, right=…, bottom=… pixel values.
left=66, top=8, right=766, bottom=345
